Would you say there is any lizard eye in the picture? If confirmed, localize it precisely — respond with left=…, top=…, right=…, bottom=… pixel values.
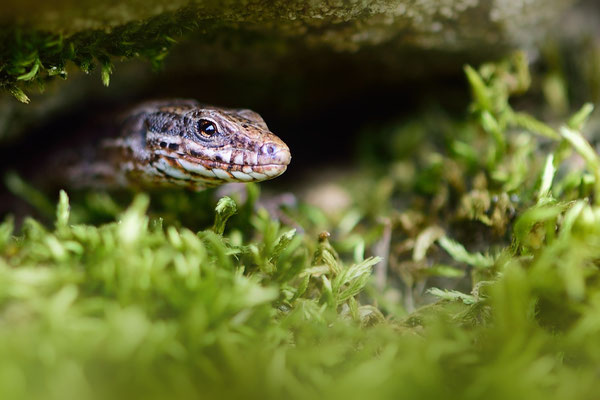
left=197, top=119, right=218, bottom=138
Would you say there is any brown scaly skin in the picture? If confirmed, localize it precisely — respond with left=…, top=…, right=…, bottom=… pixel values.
left=63, top=99, right=291, bottom=190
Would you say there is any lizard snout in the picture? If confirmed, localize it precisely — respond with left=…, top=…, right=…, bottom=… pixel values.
left=258, top=141, right=291, bottom=166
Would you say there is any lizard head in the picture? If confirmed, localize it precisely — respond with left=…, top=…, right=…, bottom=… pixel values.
left=131, top=101, right=291, bottom=188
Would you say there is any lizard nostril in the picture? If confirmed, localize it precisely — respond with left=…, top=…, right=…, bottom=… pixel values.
left=261, top=144, right=276, bottom=156
left=258, top=141, right=291, bottom=166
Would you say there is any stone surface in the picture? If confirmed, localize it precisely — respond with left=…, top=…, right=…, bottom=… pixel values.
left=4, top=0, right=576, bottom=51
left=0, top=0, right=584, bottom=144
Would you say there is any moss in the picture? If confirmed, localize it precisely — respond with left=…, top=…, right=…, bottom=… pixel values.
left=0, top=6, right=202, bottom=103
left=2, top=52, right=600, bottom=398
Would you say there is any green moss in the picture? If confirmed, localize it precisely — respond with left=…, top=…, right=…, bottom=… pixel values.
left=4, top=53, right=600, bottom=399
left=0, top=188, right=383, bottom=399
left=0, top=6, right=203, bottom=102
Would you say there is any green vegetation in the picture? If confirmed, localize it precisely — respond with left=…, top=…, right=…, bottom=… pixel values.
left=3, top=53, right=600, bottom=399
left=0, top=6, right=200, bottom=103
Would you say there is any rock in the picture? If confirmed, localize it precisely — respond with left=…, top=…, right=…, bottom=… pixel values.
left=3, top=1, right=576, bottom=51
left=0, top=0, right=582, bottom=142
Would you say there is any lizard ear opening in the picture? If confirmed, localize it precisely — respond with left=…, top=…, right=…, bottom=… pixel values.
left=236, top=109, right=269, bottom=130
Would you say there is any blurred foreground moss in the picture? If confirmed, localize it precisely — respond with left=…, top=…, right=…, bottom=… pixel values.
left=4, top=53, right=600, bottom=399
left=0, top=192, right=384, bottom=399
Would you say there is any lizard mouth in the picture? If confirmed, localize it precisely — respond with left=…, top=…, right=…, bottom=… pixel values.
left=152, top=151, right=289, bottom=184
left=178, top=156, right=289, bottom=182
left=150, top=136, right=291, bottom=184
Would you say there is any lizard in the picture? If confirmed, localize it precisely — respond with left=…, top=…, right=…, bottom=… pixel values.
left=50, top=99, right=291, bottom=191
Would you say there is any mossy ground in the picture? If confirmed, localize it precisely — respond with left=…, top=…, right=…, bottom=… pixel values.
left=2, top=52, right=600, bottom=399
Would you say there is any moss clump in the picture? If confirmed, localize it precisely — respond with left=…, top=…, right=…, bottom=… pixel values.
left=0, top=6, right=202, bottom=103
left=0, top=192, right=383, bottom=400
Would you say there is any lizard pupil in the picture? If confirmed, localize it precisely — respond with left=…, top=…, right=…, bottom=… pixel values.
left=198, top=119, right=217, bottom=137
